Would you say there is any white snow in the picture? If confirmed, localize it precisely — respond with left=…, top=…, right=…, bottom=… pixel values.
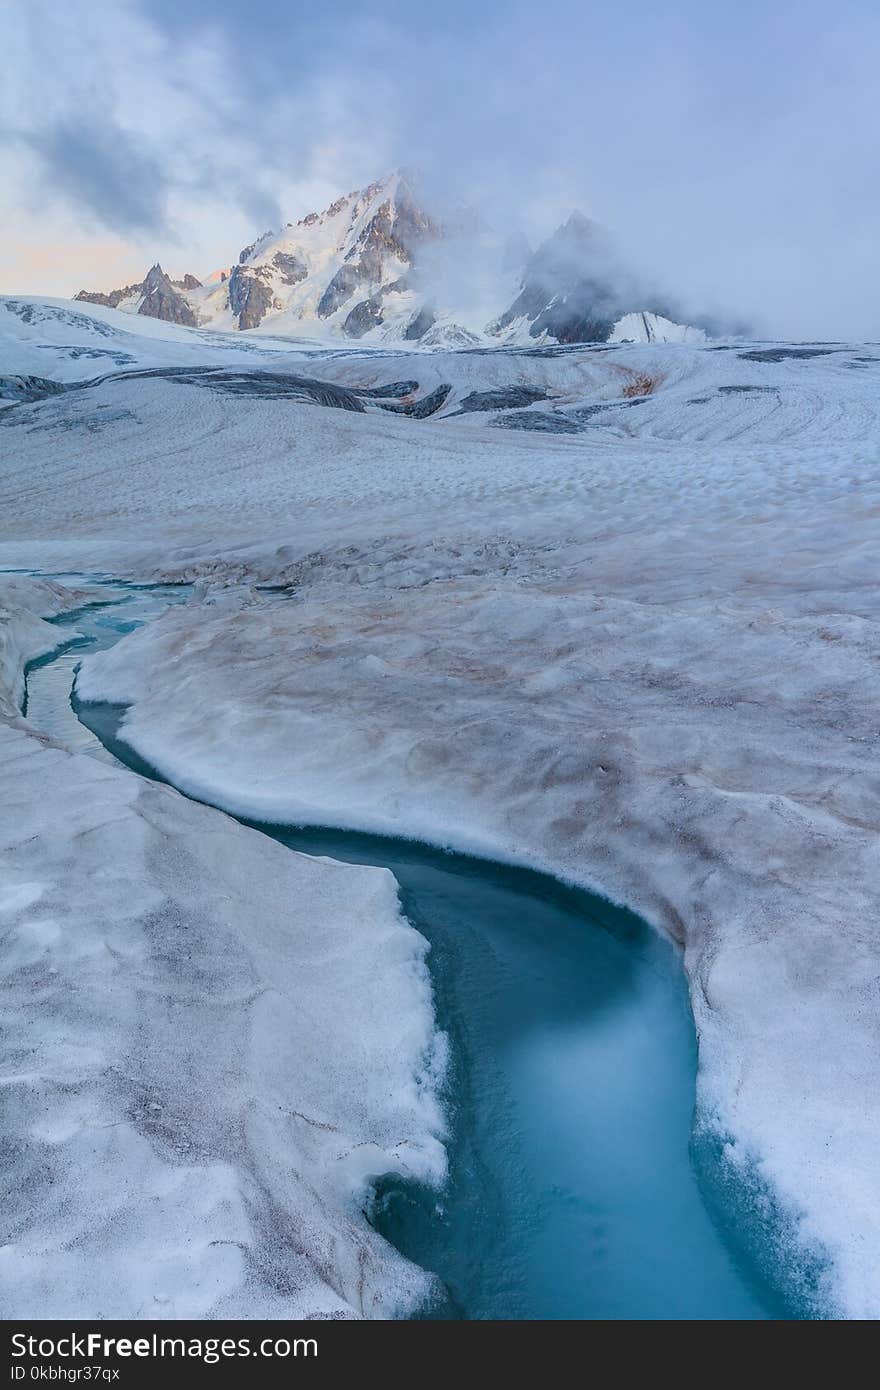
left=62, top=173, right=706, bottom=347
left=4, top=296, right=880, bottom=1315
left=132, top=173, right=429, bottom=342
left=0, top=578, right=446, bottom=1319
left=609, top=311, right=707, bottom=344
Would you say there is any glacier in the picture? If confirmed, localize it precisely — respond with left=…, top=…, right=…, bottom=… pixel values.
left=0, top=576, right=446, bottom=1319
left=3, top=293, right=880, bottom=1316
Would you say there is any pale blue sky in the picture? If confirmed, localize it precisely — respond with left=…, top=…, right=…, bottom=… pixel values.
left=4, top=0, right=880, bottom=335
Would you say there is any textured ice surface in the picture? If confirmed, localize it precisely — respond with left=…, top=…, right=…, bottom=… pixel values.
left=74, top=577, right=880, bottom=1317
left=0, top=575, right=95, bottom=715
left=4, top=297, right=880, bottom=1315
left=0, top=580, right=446, bottom=1319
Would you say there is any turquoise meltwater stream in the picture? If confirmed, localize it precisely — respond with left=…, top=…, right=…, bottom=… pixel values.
left=21, top=578, right=789, bottom=1320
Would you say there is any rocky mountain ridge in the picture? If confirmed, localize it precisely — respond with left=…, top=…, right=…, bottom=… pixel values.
left=74, top=171, right=704, bottom=346
left=77, top=264, right=203, bottom=327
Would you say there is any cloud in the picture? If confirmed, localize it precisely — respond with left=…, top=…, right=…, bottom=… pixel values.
left=3, top=0, right=880, bottom=337
left=24, top=121, right=171, bottom=237
left=2, top=0, right=390, bottom=275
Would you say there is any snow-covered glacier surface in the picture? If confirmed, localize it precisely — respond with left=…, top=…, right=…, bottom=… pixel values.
left=75, top=575, right=880, bottom=1316
left=4, top=296, right=880, bottom=1316
left=0, top=578, right=446, bottom=1319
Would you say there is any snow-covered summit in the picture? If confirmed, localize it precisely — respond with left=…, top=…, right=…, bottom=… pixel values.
left=490, top=213, right=699, bottom=345
left=73, top=170, right=704, bottom=347
left=207, top=169, right=442, bottom=335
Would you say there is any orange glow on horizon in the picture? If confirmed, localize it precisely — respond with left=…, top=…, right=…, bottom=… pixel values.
left=1, top=235, right=185, bottom=298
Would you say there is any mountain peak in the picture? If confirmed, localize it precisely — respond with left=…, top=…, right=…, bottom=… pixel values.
left=72, top=174, right=703, bottom=346
left=218, top=171, right=442, bottom=333
left=138, top=264, right=198, bottom=327
left=562, top=209, right=593, bottom=236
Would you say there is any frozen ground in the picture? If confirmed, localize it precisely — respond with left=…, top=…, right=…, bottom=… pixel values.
left=0, top=576, right=446, bottom=1319
left=3, top=297, right=880, bottom=1315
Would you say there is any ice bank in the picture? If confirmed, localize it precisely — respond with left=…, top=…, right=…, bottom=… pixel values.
left=0, top=578, right=446, bottom=1319
left=76, top=582, right=880, bottom=1318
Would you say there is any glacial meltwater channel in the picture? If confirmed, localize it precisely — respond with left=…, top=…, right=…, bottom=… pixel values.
left=22, top=578, right=787, bottom=1319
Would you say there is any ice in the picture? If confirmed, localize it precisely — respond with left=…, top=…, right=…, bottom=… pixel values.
left=609, top=311, right=707, bottom=344
left=4, top=296, right=880, bottom=1315
left=0, top=579, right=446, bottom=1319
left=0, top=575, right=97, bottom=716
left=75, top=576, right=880, bottom=1317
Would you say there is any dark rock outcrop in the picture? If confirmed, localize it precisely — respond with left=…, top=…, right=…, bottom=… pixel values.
left=138, top=264, right=198, bottom=328
left=454, top=386, right=550, bottom=414
left=377, top=383, right=452, bottom=418
left=228, top=265, right=274, bottom=331
left=336, top=277, right=410, bottom=339
left=403, top=305, right=436, bottom=340
left=317, top=177, right=440, bottom=321
left=342, top=296, right=386, bottom=338
left=352, top=381, right=419, bottom=399
left=75, top=282, right=143, bottom=310
left=493, top=212, right=672, bottom=345
left=238, top=234, right=272, bottom=264
left=317, top=264, right=362, bottom=319
left=271, top=252, right=307, bottom=286
left=76, top=266, right=200, bottom=327
left=0, top=375, right=68, bottom=403
left=493, top=214, right=618, bottom=343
